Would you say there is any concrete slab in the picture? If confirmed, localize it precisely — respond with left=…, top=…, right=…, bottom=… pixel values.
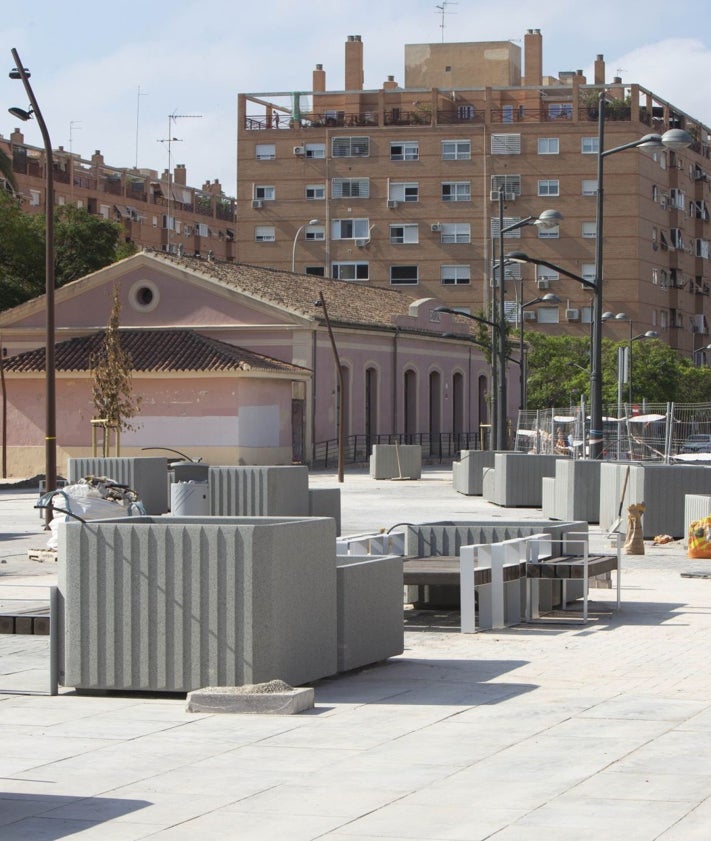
left=186, top=681, right=314, bottom=715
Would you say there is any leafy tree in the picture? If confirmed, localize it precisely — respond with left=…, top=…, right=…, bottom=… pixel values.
left=0, top=148, right=16, bottom=192
left=90, top=286, right=141, bottom=433
left=0, top=192, right=44, bottom=309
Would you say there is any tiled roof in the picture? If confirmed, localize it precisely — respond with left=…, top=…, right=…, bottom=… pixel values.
left=156, top=253, right=428, bottom=329
left=3, top=329, right=309, bottom=375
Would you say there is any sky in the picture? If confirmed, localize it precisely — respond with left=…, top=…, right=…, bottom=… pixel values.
left=2, top=0, right=711, bottom=197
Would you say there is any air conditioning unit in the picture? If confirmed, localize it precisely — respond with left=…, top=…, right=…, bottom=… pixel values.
left=387, top=200, right=399, bottom=208
left=293, top=146, right=306, bottom=156
left=251, top=199, right=263, bottom=209
left=566, top=308, right=580, bottom=322
left=536, top=279, right=550, bottom=290
left=490, top=191, right=516, bottom=201
left=523, top=311, right=537, bottom=321
left=355, top=238, right=368, bottom=247
left=431, top=223, right=442, bottom=232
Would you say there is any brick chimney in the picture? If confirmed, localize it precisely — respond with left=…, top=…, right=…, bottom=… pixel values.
left=523, top=29, right=543, bottom=86
left=91, top=150, right=105, bottom=167
left=345, top=35, right=364, bottom=91
left=174, top=163, right=187, bottom=186
left=383, top=75, right=398, bottom=90
left=313, top=63, right=326, bottom=93
left=594, top=54, right=605, bottom=85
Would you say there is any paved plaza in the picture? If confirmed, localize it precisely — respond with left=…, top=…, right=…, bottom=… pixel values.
left=2, top=468, right=711, bottom=840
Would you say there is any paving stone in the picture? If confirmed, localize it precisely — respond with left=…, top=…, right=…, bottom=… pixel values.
left=185, top=680, right=314, bottom=715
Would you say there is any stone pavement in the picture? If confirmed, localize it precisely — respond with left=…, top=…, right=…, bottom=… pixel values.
left=1, top=467, right=711, bottom=840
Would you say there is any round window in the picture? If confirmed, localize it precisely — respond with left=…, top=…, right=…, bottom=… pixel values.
left=129, top=279, right=159, bottom=313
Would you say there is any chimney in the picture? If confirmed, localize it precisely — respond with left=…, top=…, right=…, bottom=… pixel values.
left=523, top=28, right=543, bottom=86
left=313, top=63, right=326, bottom=92
left=383, top=74, right=398, bottom=90
left=345, top=35, right=364, bottom=91
left=594, top=54, right=605, bottom=85
left=174, top=163, right=187, bottom=186
left=91, top=150, right=104, bottom=167
left=10, top=128, right=24, bottom=144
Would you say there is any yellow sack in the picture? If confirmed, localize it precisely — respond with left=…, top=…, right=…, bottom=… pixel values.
left=688, top=516, right=711, bottom=558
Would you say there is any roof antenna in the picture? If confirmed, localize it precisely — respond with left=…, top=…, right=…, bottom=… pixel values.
left=435, top=1, right=458, bottom=43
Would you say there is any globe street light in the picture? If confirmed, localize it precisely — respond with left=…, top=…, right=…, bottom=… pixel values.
left=434, top=305, right=499, bottom=450
left=602, top=312, right=657, bottom=405
left=495, top=200, right=562, bottom=448
left=519, top=292, right=560, bottom=410
left=589, top=92, right=692, bottom=459
left=291, top=219, right=319, bottom=272
left=9, top=49, right=56, bottom=520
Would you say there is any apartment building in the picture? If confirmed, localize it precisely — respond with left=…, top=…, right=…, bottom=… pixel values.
left=0, top=129, right=236, bottom=261
left=236, top=30, right=711, bottom=356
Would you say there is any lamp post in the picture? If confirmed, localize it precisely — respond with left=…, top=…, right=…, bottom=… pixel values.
left=519, top=292, right=560, bottom=410
left=693, top=343, right=711, bottom=366
left=495, top=198, right=562, bottom=448
left=602, top=312, right=658, bottom=405
left=588, top=92, right=692, bottom=459
left=314, top=292, right=344, bottom=482
left=434, top=306, right=500, bottom=450
left=291, top=219, right=319, bottom=272
left=9, top=49, right=56, bottom=518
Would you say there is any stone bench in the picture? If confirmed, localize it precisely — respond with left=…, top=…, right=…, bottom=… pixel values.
left=452, top=450, right=496, bottom=496
left=369, top=444, right=422, bottom=480
left=482, top=453, right=561, bottom=507
left=541, top=459, right=602, bottom=523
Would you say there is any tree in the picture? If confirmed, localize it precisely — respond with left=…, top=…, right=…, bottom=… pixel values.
left=90, top=286, right=141, bottom=434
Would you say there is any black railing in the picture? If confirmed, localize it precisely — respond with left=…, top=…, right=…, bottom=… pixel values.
left=311, top=432, right=483, bottom=470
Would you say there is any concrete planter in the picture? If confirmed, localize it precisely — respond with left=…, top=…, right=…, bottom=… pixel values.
left=542, top=459, right=601, bottom=523
left=336, top=554, right=404, bottom=672
left=483, top=453, right=560, bottom=507
left=683, top=494, right=711, bottom=547
left=209, top=465, right=310, bottom=516
left=58, top=515, right=338, bottom=692
left=67, top=457, right=170, bottom=514
left=369, top=444, right=422, bottom=480
left=452, top=450, right=496, bottom=496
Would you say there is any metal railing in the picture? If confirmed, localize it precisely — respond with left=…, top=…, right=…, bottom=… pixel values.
left=311, top=432, right=482, bottom=469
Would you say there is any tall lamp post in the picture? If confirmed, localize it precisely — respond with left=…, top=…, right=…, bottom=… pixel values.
left=495, top=199, right=562, bottom=448
left=292, top=219, right=319, bottom=272
left=588, top=92, right=692, bottom=459
left=433, top=306, right=500, bottom=450
left=519, top=293, right=561, bottom=410
left=9, top=49, right=56, bottom=517
left=603, top=312, right=657, bottom=405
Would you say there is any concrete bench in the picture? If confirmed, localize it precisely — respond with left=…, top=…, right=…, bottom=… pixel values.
left=369, top=444, right=422, bottom=480
left=452, top=450, right=495, bottom=496
left=541, top=459, right=602, bottom=523
left=482, top=453, right=561, bottom=507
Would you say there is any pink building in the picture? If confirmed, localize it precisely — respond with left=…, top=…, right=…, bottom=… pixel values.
left=0, top=252, right=503, bottom=476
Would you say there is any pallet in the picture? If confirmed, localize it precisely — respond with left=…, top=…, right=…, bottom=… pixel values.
left=27, top=548, right=57, bottom=563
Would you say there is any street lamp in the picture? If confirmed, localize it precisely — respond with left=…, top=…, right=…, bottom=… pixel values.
left=314, top=292, right=344, bottom=483
left=291, top=219, right=319, bottom=272
left=602, top=312, right=657, bottom=405
left=434, top=306, right=500, bottom=450
left=588, top=92, right=692, bottom=459
left=9, top=49, right=56, bottom=518
left=495, top=198, right=562, bottom=448
left=692, top=343, right=711, bottom=366
left=519, top=292, right=561, bottom=410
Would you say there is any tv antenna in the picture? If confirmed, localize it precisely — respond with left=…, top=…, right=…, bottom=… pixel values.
left=158, top=110, right=202, bottom=253
left=435, top=1, right=458, bottom=43
left=134, top=86, right=148, bottom=169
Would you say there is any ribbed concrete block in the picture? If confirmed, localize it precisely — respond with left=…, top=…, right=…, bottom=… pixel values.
left=684, top=494, right=711, bottom=547
left=67, top=457, right=169, bottom=514
left=186, top=681, right=314, bottom=715
left=485, top=453, right=560, bottom=507
left=369, top=445, right=422, bottom=480
left=551, top=460, right=601, bottom=523
left=336, top=554, right=404, bottom=672
left=209, top=466, right=310, bottom=516
left=541, top=477, right=556, bottom=518
left=309, top=487, right=341, bottom=536
left=452, top=450, right=495, bottom=495
left=58, top=515, right=337, bottom=692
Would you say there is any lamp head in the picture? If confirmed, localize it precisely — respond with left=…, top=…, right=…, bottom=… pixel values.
left=8, top=105, right=32, bottom=122
left=8, top=67, right=30, bottom=80
left=533, top=209, right=563, bottom=229
left=540, top=293, right=561, bottom=304
left=307, top=218, right=319, bottom=225
left=636, top=133, right=663, bottom=148
left=661, top=128, right=694, bottom=150
left=505, top=251, right=531, bottom=264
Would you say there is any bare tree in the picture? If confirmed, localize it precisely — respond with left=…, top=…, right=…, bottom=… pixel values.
left=90, top=286, right=141, bottom=433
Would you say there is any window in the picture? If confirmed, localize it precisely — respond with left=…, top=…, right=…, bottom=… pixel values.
left=538, top=137, right=559, bottom=155
left=162, top=214, right=175, bottom=230
left=652, top=267, right=659, bottom=285
left=582, top=221, right=597, bottom=238
left=547, top=103, right=572, bottom=119
left=670, top=228, right=684, bottom=249
left=332, top=177, right=369, bottom=198
left=306, top=183, right=325, bottom=200
left=390, top=224, right=419, bottom=244
left=254, top=185, right=275, bottom=200
left=196, top=222, right=209, bottom=237
left=501, top=105, right=514, bottom=123
left=305, top=266, right=325, bottom=276
left=332, top=262, right=369, bottom=281
left=538, top=223, right=559, bottom=239
left=581, top=263, right=595, bottom=283
left=457, top=105, right=475, bottom=121
left=441, top=140, right=471, bottom=160
left=581, top=137, right=599, bottom=154
left=440, top=223, right=470, bottom=244
left=442, top=181, right=471, bottom=202
left=305, top=224, right=325, bottom=241
left=331, top=218, right=370, bottom=240
left=581, top=306, right=593, bottom=324
left=491, top=174, right=522, bottom=196
left=255, top=225, right=275, bottom=242
left=536, top=265, right=559, bottom=283
left=490, top=217, right=522, bottom=238
left=29, top=189, right=41, bottom=206
left=304, top=143, right=326, bottom=159
left=390, top=265, right=419, bottom=285
left=491, top=133, right=521, bottom=154
left=390, top=141, right=419, bottom=160
left=538, top=179, right=559, bottom=197
left=441, top=265, right=470, bottom=285
left=331, top=136, right=370, bottom=157
left=389, top=182, right=419, bottom=202
left=582, top=179, right=597, bottom=196
left=536, top=306, right=560, bottom=324
left=100, top=204, right=111, bottom=219
left=255, top=143, right=276, bottom=160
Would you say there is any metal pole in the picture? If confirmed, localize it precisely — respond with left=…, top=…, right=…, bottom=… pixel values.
left=590, top=92, right=606, bottom=460
left=318, top=292, right=344, bottom=483
left=11, top=49, right=56, bottom=515
left=497, top=191, right=508, bottom=449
